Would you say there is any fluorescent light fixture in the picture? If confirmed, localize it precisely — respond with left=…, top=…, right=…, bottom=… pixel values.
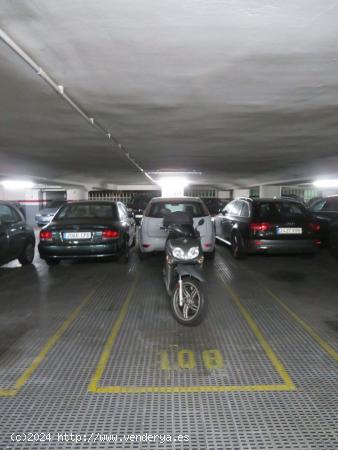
left=157, top=176, right=190, bottom=197
left=313, top=179, right=338, bottom=188
left=1, top=180, right=35, bottom=190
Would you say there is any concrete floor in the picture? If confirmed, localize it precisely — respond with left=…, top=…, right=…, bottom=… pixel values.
left=0, top=240, right=337, bottom=449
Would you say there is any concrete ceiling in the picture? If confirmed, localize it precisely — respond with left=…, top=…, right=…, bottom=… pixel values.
left=1, top=0, right=338, bottom=188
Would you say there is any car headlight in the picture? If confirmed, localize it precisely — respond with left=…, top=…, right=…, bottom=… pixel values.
left=187, top=246, right=199, bottom=259
left=172, top=247, right=185, bottom=259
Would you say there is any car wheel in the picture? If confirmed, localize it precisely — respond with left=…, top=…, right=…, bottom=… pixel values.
left=329, top=229, right=338, bottom=257
left=46, top=258, right=60, bottom=266
left=231, top=233, right=246, bottom=259
left=18, top=241, right=35, bottom=265
left=205, top=249, right=215, bottom=260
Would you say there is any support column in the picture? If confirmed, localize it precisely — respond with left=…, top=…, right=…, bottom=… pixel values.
left=66, top=188, right=88, bottom=201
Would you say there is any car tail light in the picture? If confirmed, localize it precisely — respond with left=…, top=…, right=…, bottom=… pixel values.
left=142, top=244, right=150, bottom=248
left=309, top=223, right=320, bottom=233
left=40, top=230, right=53, bottom=241
left=315, top=239, right=322, bottom=246
left=250, top=222, right=273, bottom=233
left=102, top=229, right=119, bottom=239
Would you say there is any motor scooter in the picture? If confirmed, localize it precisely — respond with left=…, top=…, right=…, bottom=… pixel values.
left=162, top=211, right=206, bottom=326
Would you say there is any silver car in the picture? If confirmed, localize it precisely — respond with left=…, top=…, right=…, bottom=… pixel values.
left=35, top=200, right=65, bottom=226
left=138, top=197, right=215, bottom=259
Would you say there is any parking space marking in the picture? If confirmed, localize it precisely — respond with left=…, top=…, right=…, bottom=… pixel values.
left=88, top=274, right=139, bottom=393
left=264, top=286, right=338, bottom=363
left=218, top=276, right=295, bottom=390
left=0, top=275, right=107, bottom=397
left=88, top=273, right=295, bottom=394
left=239, top=262, right=338, bottom=363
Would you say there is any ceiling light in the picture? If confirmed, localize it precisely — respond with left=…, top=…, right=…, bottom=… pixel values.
left=1, top=180, right=35, bottom=190
left=313, top=179, right=338, bottom=188
left=157, top=176, right=189, bottom=197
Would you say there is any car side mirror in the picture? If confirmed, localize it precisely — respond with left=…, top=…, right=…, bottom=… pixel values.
left=198, top=218, right=205, bottom=226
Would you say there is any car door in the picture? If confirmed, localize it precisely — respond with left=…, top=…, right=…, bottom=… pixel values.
left=121, top=202, right=136, bottom=244
left=222, top=201, right=240, bottom=240
left=0, top=204, right=25, bottom=262
left=215, top=203, right=231, bottom=240
left=237, top=201, right=251, bottom=239
left=118, top=203, right=134, bottom=246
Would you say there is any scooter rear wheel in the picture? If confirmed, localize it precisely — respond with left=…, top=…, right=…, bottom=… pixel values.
left=171, top=277, right=206, bottom=326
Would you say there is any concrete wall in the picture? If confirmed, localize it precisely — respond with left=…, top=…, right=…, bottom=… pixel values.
left=218, top=190, right=232, bottom=199
left=233, top=189, right=250, bottom=198
left=66, top=188, right=88, bottom=201
left=259, top=185, right=281, bottom=198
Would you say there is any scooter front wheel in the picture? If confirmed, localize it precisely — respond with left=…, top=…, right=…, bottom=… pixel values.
left=171, top=278, right=206, bottom=326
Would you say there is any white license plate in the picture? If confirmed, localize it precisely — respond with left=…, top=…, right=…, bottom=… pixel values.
left=277, top=227, right=302, bottom=235
left=63, top=232, right=91, bottom=240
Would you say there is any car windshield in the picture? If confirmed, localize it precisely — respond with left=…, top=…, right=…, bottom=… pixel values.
left=55, top=203, right=117, bottom=219
left=148, top=201, right=208, bottom=218
left=254, top=201, right=308, bottom=221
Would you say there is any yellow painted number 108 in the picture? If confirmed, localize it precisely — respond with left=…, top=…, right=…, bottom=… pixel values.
left=160, top=349, right=224, bottom=370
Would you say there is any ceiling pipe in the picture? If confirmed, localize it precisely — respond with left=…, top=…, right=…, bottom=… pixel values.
left=0, top=28, right=155, bottom=184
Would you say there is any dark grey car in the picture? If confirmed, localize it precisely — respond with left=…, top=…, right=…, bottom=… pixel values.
left=0, top=201, right=36, bottom=266
left=214, top=198, right=321, bottom=258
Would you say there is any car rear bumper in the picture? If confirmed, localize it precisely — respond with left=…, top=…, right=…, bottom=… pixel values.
left=38, top=243, right=121, bottom=259
left=246, top=239, right=320, bottom=254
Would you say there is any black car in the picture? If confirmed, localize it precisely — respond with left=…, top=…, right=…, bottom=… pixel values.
left=0, top=201, right=35, bottom=266
left=38, top=201, right=136, bottom=265
left=308, top=195, right=338, bottom=255
left=200, top=198, right=230, bottom=216
left=214, top=197, right=321, bottom=258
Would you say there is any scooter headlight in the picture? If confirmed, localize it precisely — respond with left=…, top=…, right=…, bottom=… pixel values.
left=187, top=246, right=200, bottom=259
left=172, top=247, right=185, bottom=259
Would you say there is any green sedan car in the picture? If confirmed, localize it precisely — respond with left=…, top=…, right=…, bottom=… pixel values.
left=38, top=201, right=136, bottom=265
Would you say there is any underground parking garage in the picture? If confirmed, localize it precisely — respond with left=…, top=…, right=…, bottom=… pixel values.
left=0, top=1, right=338, bottom=449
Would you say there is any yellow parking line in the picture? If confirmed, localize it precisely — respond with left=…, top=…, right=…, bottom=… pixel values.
left=93, top=384, right=293, bottom=393
left=89, top=273, right=295, bottom=394
left=0, top=275, right=106, bottom=397
left=218, top=277, right=295, bottom=391
left=264, top=286, right=338, bottom=363
left=239, top=262, right=338, bottom=363
left=88, top=274, right=139, bottom=392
